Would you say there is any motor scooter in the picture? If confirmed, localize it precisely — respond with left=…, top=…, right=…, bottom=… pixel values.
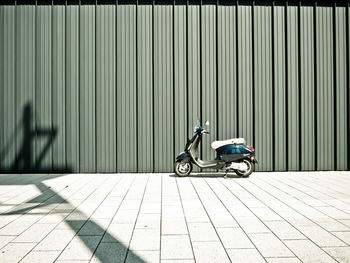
left=174, top=121, right=257, bottom=177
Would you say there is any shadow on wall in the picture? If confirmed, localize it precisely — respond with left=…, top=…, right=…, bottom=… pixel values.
left=0, top=103, right=71, bottom=173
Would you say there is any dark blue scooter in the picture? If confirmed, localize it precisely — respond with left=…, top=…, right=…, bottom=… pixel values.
left=174, top=121, right=257, bottom=177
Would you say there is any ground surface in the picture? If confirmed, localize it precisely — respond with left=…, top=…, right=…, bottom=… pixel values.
left=0, top=172, right=350, bottom=263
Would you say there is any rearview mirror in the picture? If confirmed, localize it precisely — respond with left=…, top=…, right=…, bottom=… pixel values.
left=205, top=120, right=210, bottom=126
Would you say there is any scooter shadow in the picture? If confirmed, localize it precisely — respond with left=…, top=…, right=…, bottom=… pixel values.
left=168, top=172, right=241, bottom=179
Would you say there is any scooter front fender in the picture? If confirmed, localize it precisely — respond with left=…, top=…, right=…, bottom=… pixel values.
left=175, top=152, right=191, bottom=163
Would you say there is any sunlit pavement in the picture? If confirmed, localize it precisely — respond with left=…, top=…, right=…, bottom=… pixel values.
left=0, top=172, right=350, bottom=263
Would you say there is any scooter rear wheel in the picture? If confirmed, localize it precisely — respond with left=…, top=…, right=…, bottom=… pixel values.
left=235, top=159, right=254, bottom=177
left=174, top=161, right=192, bottom=177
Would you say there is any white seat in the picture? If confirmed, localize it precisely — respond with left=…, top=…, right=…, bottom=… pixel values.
left=211, top=138, right=245, bottom=150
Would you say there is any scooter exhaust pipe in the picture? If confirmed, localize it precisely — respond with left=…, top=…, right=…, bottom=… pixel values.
left=226, top=162, right=248, bottom=172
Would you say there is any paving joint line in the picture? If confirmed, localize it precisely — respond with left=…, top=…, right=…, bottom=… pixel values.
left=0, top=174, right=90, bottom=235
left=123, top=174, right=151, bottom=263
left=238, top=175, right=343, bottom=263
left=175, top=176, right=198, bottom=263
left=253, top=176, right=350, bottom=244
left=189, top=176, right=234, bottom=263
left=201, top=176, right=269, bottom=263
left=52, top=175, right=126, bottom=262
left=16, top=175, right=112, bottom=261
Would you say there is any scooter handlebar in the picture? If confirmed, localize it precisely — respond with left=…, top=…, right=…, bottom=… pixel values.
left=202, top=130, right=210, bottom=134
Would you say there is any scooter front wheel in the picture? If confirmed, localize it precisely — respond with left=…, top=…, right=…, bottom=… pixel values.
left=174, top=161, right=192, bottom=177
left=235, top=159, right=254, bottom=177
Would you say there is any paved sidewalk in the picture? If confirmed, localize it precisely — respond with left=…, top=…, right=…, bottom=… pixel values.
left=0, top=172, right=350, bottom=263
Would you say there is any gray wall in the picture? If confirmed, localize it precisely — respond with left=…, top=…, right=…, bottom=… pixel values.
left=0, top=1, right=349, bottom=173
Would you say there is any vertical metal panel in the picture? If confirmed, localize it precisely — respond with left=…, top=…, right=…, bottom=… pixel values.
left=96, top=5, right=116, bottom=172
left=287, top=6, right=299, bottom=170
left=273, top=5, right=286, bottom=171
left=237, top=5, right=253, bottom=146
left=201, top=5, right=216, bottom=163
left=174, top=4, right=187, bottom=158
left=66, top=5, right=79, bottom=172
left=287, top=5, right=299, bottom=170
left=117, top=4, right=137, bottom=172
left=1, top=2, right=349, bottom=173
left=218, top=4, right=237, bottom=140
left=300, top=6, right=315, bottom=170
left=154, top=5, right=173, bottom=172
left=335, top=6, right=348, bottom=170
left=137, top=5, right=153, bottom=172
left=187, top=4, right=200, bottom=172
left=254, top=5, right=273, bottom=171
left=52, top=5, right=66, bottom=170
left=316, top=6, right=334, bottom=170
left=35, top=6, right=52, bottom=170
left=0, top=6, right=16, bottom=171
left=16, top=5, right=36, bottom=172
left=79, top=5, right=96, bottom=172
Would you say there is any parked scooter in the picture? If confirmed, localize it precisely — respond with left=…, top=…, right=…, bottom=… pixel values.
left=174, top=121, right=257, bottom=177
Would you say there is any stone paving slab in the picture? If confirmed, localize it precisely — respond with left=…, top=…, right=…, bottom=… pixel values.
left=0, top=172, right=350, bottom=262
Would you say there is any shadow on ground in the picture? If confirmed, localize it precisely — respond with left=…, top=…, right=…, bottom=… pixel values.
left=0, top=174, right=147, bottom=263
left=169, top=172, right=241, bottom=179
left=0, top=104, right=146, bottom=262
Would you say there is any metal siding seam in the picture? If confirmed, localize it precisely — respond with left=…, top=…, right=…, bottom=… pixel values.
left=313, top=1, right=317, bottom=170
left=136, top=0, right=138, bottom=172
left=347, top=2, right=350, bottom=170
left=0, top=7, right=3, bottom=170
left=333, top=2, right=337, bottom=170
left=173, top=0, right=175, bottom=166
left=252, top=1, right=255, bottom=150
left=200, top=0, right=202, bottom=162
left=78, top=2, right=81, bottom=172
left=298, top=1, right=302, bottom=171
left=65, top=2, right=68, bottom=171
left=95, top=2, right=97, bottom=172
left=115, top=0, right=118, bottom=173
left=0, top=6, right=3, bottom=170
left=216, top=0, right=218, bottom=142
left=186, top=0, right=189, bottom=140
left=152, top=0, right=154, bottom=172
left=285, top=0, right=289, bottom=170
left=236, top=0, right=239, bottom=138
left=51, top=3, right=54, bottom=171
left=14, top=2, right=17, bottom=172
left=271, top=1, right=275, bottom=171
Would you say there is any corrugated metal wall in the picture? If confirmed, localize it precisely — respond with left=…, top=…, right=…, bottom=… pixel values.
left=0, top=1, right=349, bottom=173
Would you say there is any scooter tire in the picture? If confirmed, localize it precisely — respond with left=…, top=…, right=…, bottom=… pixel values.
left=235, top=160, right=254, bottom=178
left=174, top=161, right=192, bottom=177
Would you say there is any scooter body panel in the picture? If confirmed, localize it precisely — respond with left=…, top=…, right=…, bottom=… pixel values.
left=216, top=144, right=253, bottom=162
left=175, top=152, right=191, bottom=163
